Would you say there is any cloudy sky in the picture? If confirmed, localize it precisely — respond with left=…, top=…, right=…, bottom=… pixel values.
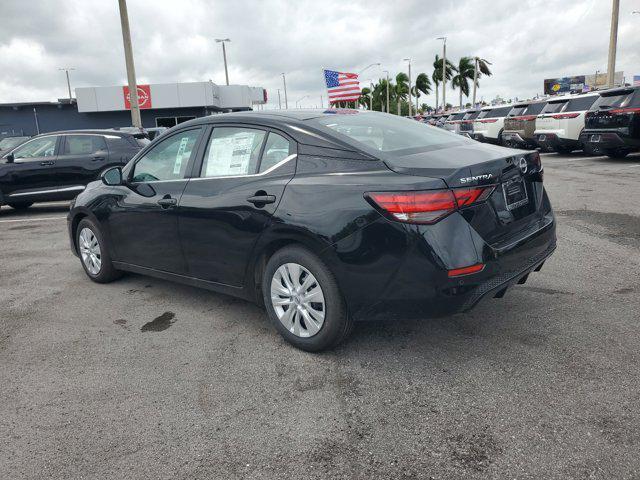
left=1, top=0, right=639, bottom=109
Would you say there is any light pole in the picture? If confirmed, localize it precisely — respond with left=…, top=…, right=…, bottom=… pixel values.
left=472, top=57, right=479, bottom=106
left=403, top=58, right=412, bottom=116
left=359, top=62, right=381, bottom=75
left=277, top=89, right=282, bottom=109
left=281, top=73, right=288, bottom=109
left=58, top=67, right=75, bottom=102
left=295, top=95, right=308, bottom=108
left=117, top=0, right=142, bottom=128
left=215, top=38, right=231, bottom=85
left=383, top=70, right=390, bottom=113
left=437, top=37, right=447, bottom=111
left=607, top=0, right=619, bottom=87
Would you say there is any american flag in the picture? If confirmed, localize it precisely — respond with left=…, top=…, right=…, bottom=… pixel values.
left=634, top=75, right=640, bottom=87
left=324, top=69, right=361, bottom=103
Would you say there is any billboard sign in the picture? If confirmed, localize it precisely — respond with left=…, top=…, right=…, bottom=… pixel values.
left=123, top=84, right=152, bottom=110
left=544, top=76, right=586, bottom=95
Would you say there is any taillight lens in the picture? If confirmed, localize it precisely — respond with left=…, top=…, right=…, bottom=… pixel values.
left=366, top=186, right=495, bottom=224
left=479, top=119, right=498, bottom=123
left=551, top=112, right=580, bottom=119
left=610, top=107, right=640, bottom=114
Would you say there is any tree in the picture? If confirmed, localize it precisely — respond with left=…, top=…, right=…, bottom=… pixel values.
left=359, top=87, right=372, bottom=109
left=411, top=73, right=432, bottom=111
left=432, top=55, right=456, bottom=111
left=395, top=72, right=409, bottom=115
left=471, top=57, right=492, bottom=105
left=451, top=57, right=475, bottom=108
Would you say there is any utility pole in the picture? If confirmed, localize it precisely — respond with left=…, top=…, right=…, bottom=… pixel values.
left=472, top=57, right=479, bottom=106
left=277, top=89, right=282, bottom=109
left=215, top=38, right=231, bottom=85
left=441, top=37, right=447, bottom=110
left=59, top=67, right=75, bottom=102
left=607, top=0, right=620, bottom=88
left=117, top=0, right=142, bottom=128
left=383, top=70, right=390, bottom=113
left=281, top=73, right=288, bottom=109
left=404, top=58, right=412, bottom=116
left=320, top=95, right=324, bottom=108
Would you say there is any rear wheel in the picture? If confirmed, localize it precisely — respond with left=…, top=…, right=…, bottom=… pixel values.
left=605, top=148, right=630, bottom=159
left=76, top=218, right=122, bottom=283
left=262, top=245, right=353, bottom=352
left=8, top=202, right=33, bottom=210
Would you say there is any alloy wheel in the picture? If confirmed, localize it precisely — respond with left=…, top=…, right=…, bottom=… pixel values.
left=270, top=262, right=326, bottom=338
left=79, top=227, right=102, bottom=275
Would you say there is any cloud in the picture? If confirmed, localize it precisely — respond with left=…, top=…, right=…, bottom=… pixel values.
left=0, top=0, right=638, bottom=108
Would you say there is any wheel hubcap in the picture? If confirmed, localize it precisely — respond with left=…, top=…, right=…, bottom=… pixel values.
left=270, top=263, right=325, bottom=338
left=79, top=227, right=101, bottom=275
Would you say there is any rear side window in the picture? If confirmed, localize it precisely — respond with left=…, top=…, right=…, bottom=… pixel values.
left=541, top=101, right=568, bottom=114
left=63, top=135, right=107, bottom=155
left=259, top=132, right=291, bottom=173
left=564, top=96, right=598, bottom=112
left=132, top=129, right=200, bottom=182
left=201, top=127, right=266, bottom=177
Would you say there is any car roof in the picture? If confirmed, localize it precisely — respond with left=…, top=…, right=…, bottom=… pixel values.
left=39, top=129, right=133, bottom=136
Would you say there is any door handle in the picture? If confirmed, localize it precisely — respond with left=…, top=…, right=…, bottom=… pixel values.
left=247, top=194, right=276, bottom=206
left=92, top=156, right=106, bottom=161
left=157, top=197, right=177, bottom=208
left=40, top=161, right=55, bottom=166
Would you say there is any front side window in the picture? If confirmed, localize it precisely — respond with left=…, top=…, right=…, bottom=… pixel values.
left=0, top=137, right=29, bottom=150
left=201, top=127, right=266, bottom=178
left=132, top=129, right=200, bottom=182
left=259, top=132, right=291, bottom=173
left=311, top=113, right=466, bottom=153
left=63, top=135, right=107, bottom=155
left=12, top=136, right=57, bottom=159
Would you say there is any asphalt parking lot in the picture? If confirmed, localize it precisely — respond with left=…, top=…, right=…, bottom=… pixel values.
left=1, top=152, right=639, bottom=479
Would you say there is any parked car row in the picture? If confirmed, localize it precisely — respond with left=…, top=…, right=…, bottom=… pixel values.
left=423, top=85, right=640, bottom=159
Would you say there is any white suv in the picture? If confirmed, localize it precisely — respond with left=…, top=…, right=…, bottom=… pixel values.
left=471, top=105, right=513, bottom=145
left=534, top=93, right=600, bottom=153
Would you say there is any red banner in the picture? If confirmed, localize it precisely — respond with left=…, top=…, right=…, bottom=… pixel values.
left=123, top=85, right=152, bottom=110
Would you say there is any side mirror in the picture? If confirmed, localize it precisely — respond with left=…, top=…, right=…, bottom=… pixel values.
left=102, top=166, right=123, bottom=186
left=6, top=154, right=15, bottom=164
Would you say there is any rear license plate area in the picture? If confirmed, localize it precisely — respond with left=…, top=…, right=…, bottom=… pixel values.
left=502, top=177, right=529, bottom=211
left=590, top=134, right=601, bottom=143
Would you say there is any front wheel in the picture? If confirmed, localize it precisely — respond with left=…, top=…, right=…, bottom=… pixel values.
left=76, top=218, right=122, bottom=283
left=8, top=202, right=33, bottom=210
left=263, top=245, right=353, bottom=352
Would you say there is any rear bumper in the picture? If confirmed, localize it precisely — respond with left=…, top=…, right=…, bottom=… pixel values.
left=579, top=131, right=640, bottom=151
left=502, top=131, right=536, bottom=148
left=534, top=133, right=580, bottom=151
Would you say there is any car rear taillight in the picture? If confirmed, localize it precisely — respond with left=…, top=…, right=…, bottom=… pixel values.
left=365, top=186, right=495, bottom=224
left=478, top=119, right=498, bottom=123
left=610, top=107, right=640, bottom=114
left=513, top=115, right=538, bottom=121
left=551, top=113, right=580, bottom=119
left=448, top=263, right=485, bottom=277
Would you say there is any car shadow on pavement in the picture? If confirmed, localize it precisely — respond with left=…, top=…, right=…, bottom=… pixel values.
left=0, top=202, right=70, bottom=218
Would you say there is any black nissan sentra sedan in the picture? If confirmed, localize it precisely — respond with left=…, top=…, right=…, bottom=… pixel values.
left=67, top=109, right=556, bottom=351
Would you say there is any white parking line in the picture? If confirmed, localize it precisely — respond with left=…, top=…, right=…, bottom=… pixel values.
left=0, top=216, right=67, bottom=224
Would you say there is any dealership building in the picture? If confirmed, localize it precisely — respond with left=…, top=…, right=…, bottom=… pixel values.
left=0, top=81, right=266, bottom=137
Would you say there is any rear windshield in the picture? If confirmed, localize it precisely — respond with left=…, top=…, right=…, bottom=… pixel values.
left=591, top=89, right=638, bottom=109
left=463, top=111, right=480, bottom=120
left=478, top=106, right=512, bottom=119
left=508, top=106, right=527, bottom=116
left=564, top=96, right=598, bottom=112
left=541, top=101, right=568, bottom=114
left=449, top=113, right=465, bottom=121
left=311, top=112, right=467, bottom=153
left=523, top=103, right=546, bottom=115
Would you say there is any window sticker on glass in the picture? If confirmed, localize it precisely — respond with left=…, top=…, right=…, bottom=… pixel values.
left=173, top=136, right=190, bottom=175
left=204, top=130, right=264, bottom=177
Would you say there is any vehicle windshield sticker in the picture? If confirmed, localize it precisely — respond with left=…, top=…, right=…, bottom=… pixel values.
left=205, top=134, right=255, bottom=177
left=173, top=137, right=190, bottom=175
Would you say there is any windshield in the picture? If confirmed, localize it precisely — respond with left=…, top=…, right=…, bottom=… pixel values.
left=0, top=137, right=28, bottom=149
left=310, top=112, right=467, bottom=153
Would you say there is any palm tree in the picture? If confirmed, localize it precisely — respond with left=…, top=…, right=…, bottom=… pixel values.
left=372, top=78, right=395, bottom=112
left=432, top=55, right=456, bottom=111
left=451, top=57, right=475, bottom=108
left=359, top=87, right=372, bottom=109
left=471, top=57, right=492, bottom=105
left=411, top=73, right=432, bottom=112
left=395, top=72, right=409, bottom=115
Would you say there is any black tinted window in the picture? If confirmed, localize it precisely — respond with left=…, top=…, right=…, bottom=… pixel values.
left=63, top=135, right=107, bottom=155
left=591, top=90, right=635, bottom=109
left=259, top=132, right=291, bottom=173
left=450, top=113, right=465, bottom=120
left=564, top=96, right=598, bottom=112
left=464, top=111, right=481, bottom=120
left=132, top=129, right=200, bottom=182
left=541, top=101, right=568, bottom=114
left=523, top=103, right=545, bottom=115
left=483, top=107, right=512, bottom=118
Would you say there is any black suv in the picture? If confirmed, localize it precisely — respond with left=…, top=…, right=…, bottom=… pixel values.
left=0, top=130, right=147, bottom=210
left=581, top=86, right=640, bottom=158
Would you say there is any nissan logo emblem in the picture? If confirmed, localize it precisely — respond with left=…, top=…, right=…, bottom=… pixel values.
left=517, top=157, right=527, bottom=174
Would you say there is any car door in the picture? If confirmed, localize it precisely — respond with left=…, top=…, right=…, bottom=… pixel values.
left=178, top=125, right=297, bottom=286
left=107, top=127, right=204, bottom=273
left=55, top=134, right=110, bottom=187
left=0, top=135, right=61, bottom=197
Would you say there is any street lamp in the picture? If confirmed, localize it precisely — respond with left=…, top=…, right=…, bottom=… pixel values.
left=295, top=95, right=309, bottom=108
left=437, top=36, right=447, bottom=111
left=382, top=70, right=390, bottom=113
left=58, top=67, right=75, bottom=102
left=215, top=38, right=231, bottom=85
left=403, top=58, right=412, bottom=116
left=360, top=62, right=381, bottom=74
left=281, top=73, right=288, bottom=109
left=606, top=0, right=619, bottom=87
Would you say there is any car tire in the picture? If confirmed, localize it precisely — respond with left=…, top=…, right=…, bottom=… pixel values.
left=262, top=245, right=353, bottom=352
left=8, top=202, right=33, bottom=210
left=605, top=149, right=630, bottom=159
left=76, top=218, right=122, bottom=283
